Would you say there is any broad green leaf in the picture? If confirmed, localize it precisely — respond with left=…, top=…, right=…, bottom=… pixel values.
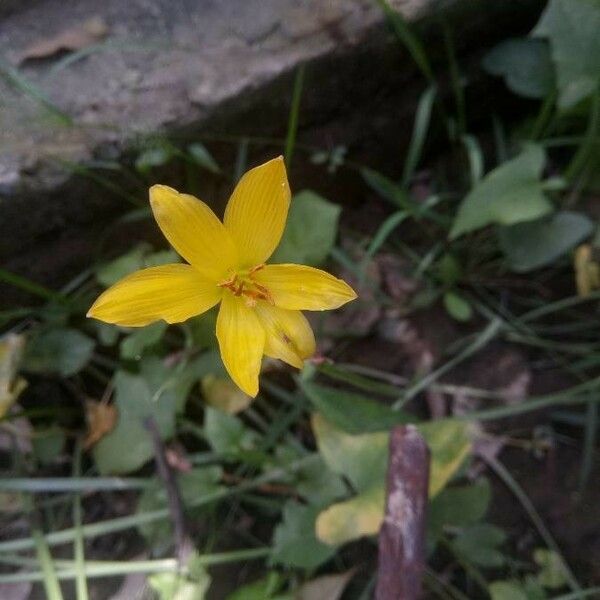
left=225, top=573, right=288, bottom=600
left=202, top=375, right=252, bottom=414
left=533, top=0, right=600, bottom=109
left=316, top=484, right=385, bottom=546
left=454, top=524, right=506, bottom=567
left=203, top=407, right=257, bottom=457
left=93, top=371, right=177, bottom=474
left=443, top=291, right=472, bottom=322
left=270, top=190, right=340, bottom=266
left=450, top=145, right=552, bottom=239
left=120, top=321, right=167, bottom=359
left=23, top=328, right=94, bottom=377
left=302, top=382, right=410, bottom=434
left=186, top=308, right=219, bottom=350
left=137, top=467, right=223, bottom=543
left=31, top=427, right=65, bottom=465
left=428, top=479, right=491, bottom=536
left=482, top=38, right=554, bottom=99
left=187, top=143, right=221, bottom=174
left=489, top=581, right=529, bottom=600
left=96, top=244, right=179, bottom=287
left=419, top=420, right=472, bottom=497
left=271, top=501, right=336, bottom=569
left=534, top=549, right=569, bottom=589
left=296, top=570, right=355, bottom=600
left=148, top=554, right=211, bottom=600
left=292, top=454, right=346, bottom=506
left=311, top=413, right=388, bottom=492
left=499, top=211, right=593, bottom=272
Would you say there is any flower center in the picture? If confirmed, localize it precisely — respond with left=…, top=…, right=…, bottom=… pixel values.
left=217, top=264, right=273, bottom=307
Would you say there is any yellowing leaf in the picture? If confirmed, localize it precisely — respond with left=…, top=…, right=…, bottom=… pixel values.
left=419, top=420, right=472, bottom=497
left=201, top=375, right=252, bottom=414
left=0, top=334, right=27, bottom=419
left=316, top=485, right=385, bottom=546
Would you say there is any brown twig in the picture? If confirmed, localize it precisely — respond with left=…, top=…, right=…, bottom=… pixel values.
left=376, top=425, right=430, bottom=600
left=144, top=416, right=192, bottom=563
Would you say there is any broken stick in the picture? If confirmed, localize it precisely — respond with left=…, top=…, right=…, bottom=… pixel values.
left=375, top=425, right=430, bottom=600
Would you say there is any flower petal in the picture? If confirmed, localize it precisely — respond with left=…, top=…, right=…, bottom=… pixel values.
left=216, top=294, right=265, bottom=397
left=223, top=156, right=290, bottom=266
left=150, top=185, right=238, bottom=281
left=87, top=264, right=221, bottom=327
left=255, top=303, right=316, bottom=369
left=254, top=264, right=357, bottom=310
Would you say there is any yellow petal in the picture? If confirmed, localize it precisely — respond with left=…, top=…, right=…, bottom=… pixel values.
left=255, top=303, right=316, bottom=369
left=254, top=264, right=357, bottom=311
left=216, top=294, right=265, bottom=397
left=87, top=264, right=220, bottom=327
left=150, top=185, right=238, bottom=281
left=223, top=156, right=290, bottom=266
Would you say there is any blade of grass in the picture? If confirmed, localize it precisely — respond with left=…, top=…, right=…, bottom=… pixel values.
left=284, top=64, right=306, bottom=167
left=578, top=399, right=598, bottom=492
left=442, top=24, right=465, bottom=136
left=233, top=138, right=249, bottom=183
left=461, top=134, right=484, bottom=187
left=375, top=0, right=434, bottom=84
left=0, top=268, right=67, bottom=303
left=483, top=454, right=582, bottom=595
left=0, top=478, right=152, bottom=493
left=402, top=85, right=437, bottom=188
left=0, top=548, right=269, bottom=584
left=0, top=457, right=313, bottom=553
left=72, top=441, right=88, bottom=600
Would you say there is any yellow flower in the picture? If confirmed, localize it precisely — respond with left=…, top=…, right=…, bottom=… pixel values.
left=88, top=157, right=357, bottom=396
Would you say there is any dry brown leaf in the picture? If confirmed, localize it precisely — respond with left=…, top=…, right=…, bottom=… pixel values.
left=18, top=17, right=108, bottom=64
left=0, top=334, right=27, bottom=419
left=83, top=398, right=117, bottom=450
left=295, top=569, right=356, bottom=600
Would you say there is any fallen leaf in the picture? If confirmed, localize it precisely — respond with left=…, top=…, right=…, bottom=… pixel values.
left=18, top=17, right=108, bottom=64
left=574, top=244, right=600, bottom=297
left=0, top=334, right=27, bottom=419
left=295, top=569, right=356, bottom=600
left=83, top=398, right=118, bottom=450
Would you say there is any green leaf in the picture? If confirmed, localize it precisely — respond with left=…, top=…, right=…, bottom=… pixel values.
left=120, top=321, right=167, bottom=359
left=443, top=291, right=473, bottom=322
left=489, top=581, right=530, bottom=600
left=96, top=244, right=179, bottom=287
left=202, top=375, right=252, bottom=414
left=187, top=143, right=221, bottom=174
left=450, top=145, right=552, bottom=239
left=428, top=479, right=491, bottom=536
left=270, top=190, right=340, bottom=266
left=93, top=371, right=177, bottom=474
left=482, top=38, right=554, bottom=99
left=291, top=454, right=346, bottom=506
left=203, top=407, right=257, bottom=457
left=499, top=211, right=594, bottom=272
left=454, top=524, right=506, bottom=567
left=225, top=573, right=287, bottom=600
left=135, top=146, right=174, bottom=174
left=137, top=467, right=223, bottom=543
left=23, top=328, right=95, bottom=377
left=361, top=167, right=410, bottom=208
left=148, top=555, right=211, bottom=600
left=271, top=501, right=336, bottom=568
left=301, top=382, right=410, bottom=434
left=418, top=420, right=472, bottom=497
left=31, top=427, right=65, bottom=465
left=311, top=413, right=388, bottom=492
left=315, top=484, right=385, bottom=546
left=533, top=0, right=600, bottom=109
left=534, top=548, right=569, bottom=589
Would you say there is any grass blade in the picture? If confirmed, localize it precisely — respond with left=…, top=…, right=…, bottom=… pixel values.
left=284, top=64, right=306, bottom=167
left=72, top=442, right=89, bottom=600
